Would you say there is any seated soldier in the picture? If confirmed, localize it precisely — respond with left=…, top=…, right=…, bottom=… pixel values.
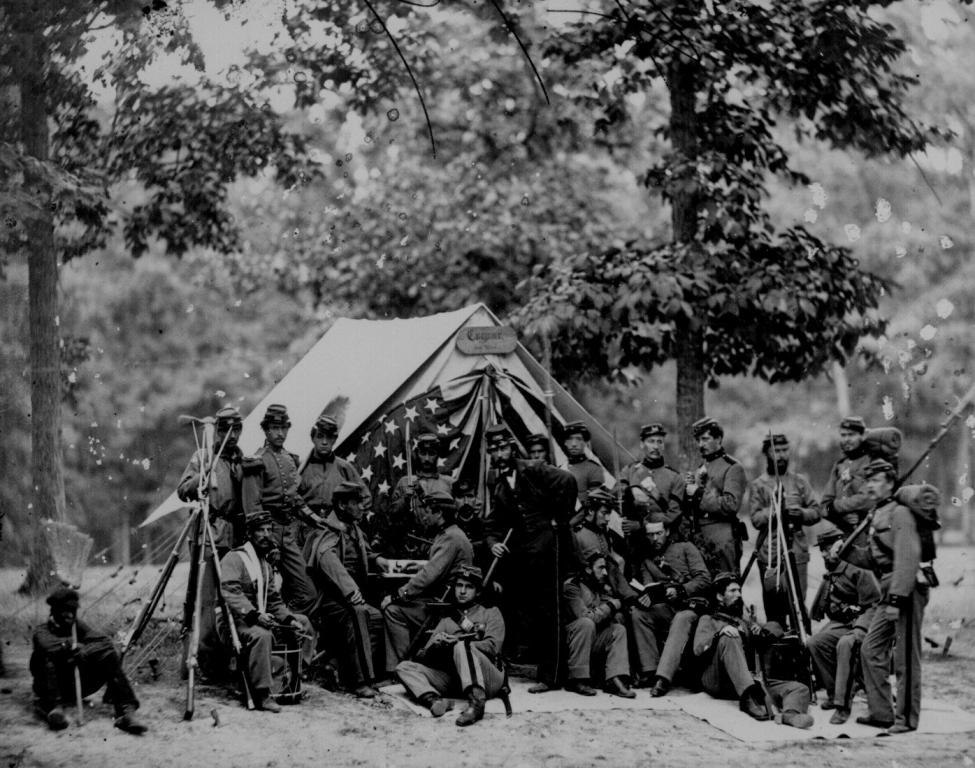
left=635, top=519, right=712, bottom=697
left=219, top=512, right=312, bottom=712
left=382, top=490, right=474, bottom=668
left=303, top=481, right=390, bottom=698
left=807, top=525, right=881, bottom=724
left=31, top=587, right=147, bottom=734
left=563, top=552, right=636, bottom=698
left=573, top=487, right=657, bottom=688
left=693, top=573, right=814, bottom=728
left=395, top=564, right=506, bottom=726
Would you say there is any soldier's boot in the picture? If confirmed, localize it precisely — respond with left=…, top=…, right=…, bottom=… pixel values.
left=739, top=684, right=770, bottom=722
left=650, top=675, right=671, bottom=698
left=781, top=710, right=814, bottom=729
left=829, top=707, right=851, bottom=725
left=455, top=686, right=486, bottom=727
left=606, top=676, right=636, bottom=699
left=113, top=705, right=148, bottom=734
left=419, top=692, right=452, bottom=718
left=45, top=706, right=69, bottom=731
left=254, top=689, right=282, bottom=714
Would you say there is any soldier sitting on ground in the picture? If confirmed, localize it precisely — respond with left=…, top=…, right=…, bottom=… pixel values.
left=30, top=587, right=147, bottom=734
left=395, top=564, right=506, bottom=726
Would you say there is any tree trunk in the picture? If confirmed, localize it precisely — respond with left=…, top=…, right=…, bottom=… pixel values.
left=17, top=10, right=66, bottom=594
left=675, top=322, right=705, bottom=469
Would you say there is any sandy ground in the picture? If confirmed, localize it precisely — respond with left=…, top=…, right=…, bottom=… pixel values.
left=1, top=547, right=974, bottom=768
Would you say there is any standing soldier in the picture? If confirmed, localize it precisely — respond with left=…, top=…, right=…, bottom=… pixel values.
left=747, top=434, right=820, bottom=628
left=484, top=424, right=577, bottom=693
left=562, top=421, right=605, bottom=512
left=807, top=525, right=881, bottom=724
left=395, top=565, right=507, bottom=726
left=176, top=405, right=246, bottom=677
left=820, top=417, right=872, bottom=534
left=241, top=404, right=320, bottom=614
left=685, top=417, right=748, bottom=577
left=838, top=459, right=928, bottom=734
left=379, top=432, right=453, bottom=558
left=618, top=423, right=685, bottom=563
left=525, top=433, right=552, bottom=464
left=299, top=415, right=371, bottom=523
left=303, top=481, right=389, bottom=698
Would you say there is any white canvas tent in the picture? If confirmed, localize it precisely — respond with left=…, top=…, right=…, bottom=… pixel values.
left=143, top=303, right=633, bottom=526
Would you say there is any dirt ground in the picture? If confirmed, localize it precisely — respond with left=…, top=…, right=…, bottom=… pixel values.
left=1, top=547, right=974, bottom=768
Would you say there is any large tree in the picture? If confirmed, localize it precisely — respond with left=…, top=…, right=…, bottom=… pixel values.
left=515, top=0, right=956, bottom=465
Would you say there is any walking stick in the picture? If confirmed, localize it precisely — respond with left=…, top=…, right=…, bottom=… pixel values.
left=483, top=528, right=513, bottom=590
left=71, top=622, right=84, bottom=726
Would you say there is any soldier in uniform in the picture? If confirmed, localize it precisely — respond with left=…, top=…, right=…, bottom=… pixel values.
left=176, top=405, right=245, bottom=677
left=241, top=404, right=320, bottom=615
left=525, top=433, right=551, bottom=464
left=636, top=519, right=712, bottom=697
left=219, top=512, right=312, bottom=713
left=30, top=587, right=147, bottom=733
left=572, top=487, right=657, bottom=687
left=299, top=415, right=371, bottom=523
left=838, top=459, right=927, bottom=733
left=685, top=417, right=748, bottom=577
left=379, top=432, right=454, bottom=558
left=303, top=481, right=389, bottom=698
left=618, top=423, right=685, bottom=565
left=820, top=416, right=872, bottom=534
left=395, top=565, right=506, bottom=726
left=382, top=490, right=474, bottom=668
left=484, top=424, right=577, bottom=692
left=563, top=552, right=637, bottom=698
left=747, top=433, right=820, bottom=628
left=807, top=525, right=881, bottom=724
left=562, top=421, right=605, bottom=514
left=693, top=573, right=814, bottom=728
left=452, top=477, right=486, bottom=567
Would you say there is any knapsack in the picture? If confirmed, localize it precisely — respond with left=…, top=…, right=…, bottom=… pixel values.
left=894, top=484, right=941, bottom=565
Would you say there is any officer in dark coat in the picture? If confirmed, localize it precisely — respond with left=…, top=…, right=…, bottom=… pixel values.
left=31, top=587, right=146, bottom=733
left=685, top=417, right=748, bottom=577
left=820, top=417, right=873, bottom=534
left=483, top=424, right=577, bottom=692
left=299, top=415, right=371, bottom=520
left=241, top=404, right=320, bottom=614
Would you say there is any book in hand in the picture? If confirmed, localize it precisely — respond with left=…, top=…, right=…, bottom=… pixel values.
left=629, top=578, right=671, bottom=604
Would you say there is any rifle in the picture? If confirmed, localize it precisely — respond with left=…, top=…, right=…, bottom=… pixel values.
left=747, top=604, right=777, bottom=721
left=70, top=622, right=84, bottom=726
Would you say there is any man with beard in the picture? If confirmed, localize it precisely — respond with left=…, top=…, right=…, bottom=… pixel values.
left=219, top=513, right=311, bottom=713
left=820, top=417, right=873, bottom=534
left=241, top=404, right=320, bottom=614
left=299, top=415, right=371, bottom=524
left=618, top=423, right=686, bottom=564
left=31, top=587, right=147, bottom=733
left=636, top=519, right=712, bottom=697
left=452, top=478, right=486, bottom=567
left=303, top=481, right=389, bottom=698
left=693, top=573, right=814, bottom=728
left=747, top=434, right=820, bottom=628
left=525, top=433, right=552, bottom=464
left=176, top=405, right=246, bottom=677
left=563, top=553, right=637, bottom=698
left=807, top=525, right=881, bottom=724
left=561, top=421, right=606, bottom=514
left=395, top=565, right=506, bottom=726
left=382, top=490, right=474, bottom=668
left=685, top=418, right=748, bottom=577
left=572, top=488, right=657, bottom=688
left=380, top=432, right=454, bottom=558
left=484, top=424, right=577, bottom=693
left=838, top=459, right=927, bottom=734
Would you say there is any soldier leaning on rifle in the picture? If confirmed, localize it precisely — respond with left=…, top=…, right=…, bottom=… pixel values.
left=685, top=417, right=749, bottom=577
left=218, top=513, right=313, bottom=713
left=303, top=481, right=390, bottom=699
left=395, top=565, right=506, bottom=726
left=378, top=432, right=454, bottom=559
left=31, top=587, right=147, bottom=734
left=820, top=417, right=873, bottom=535
left=693, top=573, right=814, bottom=729
left=572, top=487, right=658, bottom=688
left=299, top=415, right=371, bottom=525
left=747, top=433, right=820, bottom=628
left=636, top=519, right=712, bottom=698
left=806, top=524, right=881, bottom=725
left=381, top=490, right=473, bottom=670
left=241, top=404, right=320, bottom=615
left=835, top=458, right=928, bottom=734
left=562, top=552, right=637, bottom=699
left=617, top=423, right=686, bottom=564
left=561, top=421, right=606, bottom=517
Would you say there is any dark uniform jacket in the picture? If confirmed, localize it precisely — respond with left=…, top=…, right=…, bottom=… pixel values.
left=687, top=450, right=748, bottom=528
left=565, top=456, right=606, bottom=507
left=843, top=498, right=922, bottom=604
left=177, top=445, right=244, bottom=550
left=618, top=459, right=685, bottom=528
left=399, top=523, right=473, bottom=601
left=32, top=619, right=113, bottom=663
left=419, top=603, right=505, bottom=664
left=242, top=443, right=310, bottom=523
left=638, top=541, right=712, bottom=600
left=821, top=448, right=873, bottom=532
left=748, top=471, right=820, bottom=568
left=220, top=543, right=295, bottom=627
left=486, top=459, right=577, bottom=555
left=563, top=574, right=623, bottom=629
left=299, top=453, right=371, bottom=513
left=810, top=560, right=881, bottom=630
left=377, top=470, right=454, bottom=557
left=302, top=510, right=378, bottom=601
